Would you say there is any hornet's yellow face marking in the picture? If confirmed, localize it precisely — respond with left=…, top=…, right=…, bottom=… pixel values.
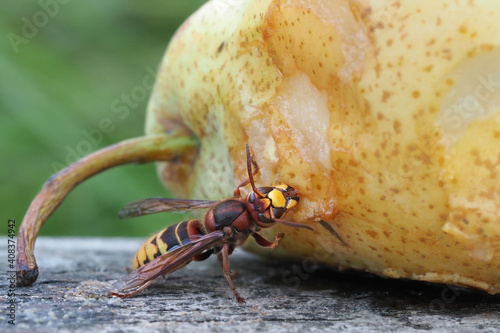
left=275, top=184, right=289, bottom=191
left=286, top=198, right=298, bottom=210
left=259, top=198, right=271, bottom=211
left=267, top=189, right=287, bottom=209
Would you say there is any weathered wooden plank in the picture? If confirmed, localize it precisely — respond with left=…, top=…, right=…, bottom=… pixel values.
left=2, top=237, right=499, bottom=332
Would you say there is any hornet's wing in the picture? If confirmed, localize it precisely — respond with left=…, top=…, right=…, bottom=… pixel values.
left=118, top=198, right=218, bottom=219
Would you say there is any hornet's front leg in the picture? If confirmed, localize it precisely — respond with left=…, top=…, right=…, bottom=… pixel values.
left=252, top=232, right=284, bottom=248
left=233, top=144, right=260, bottom=198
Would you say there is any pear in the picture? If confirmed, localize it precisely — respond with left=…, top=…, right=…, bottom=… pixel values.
left=147, top=0, right=500, bottom=294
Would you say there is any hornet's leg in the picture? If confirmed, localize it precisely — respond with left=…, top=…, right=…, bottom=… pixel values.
left=233, top=144, right=260, bottom=197
left=252, top=232, right=284, bottom=248
left=193, top=250, right=213, bottom=261
left=217, top=252, right=238, bottom=279
left=220, top=243, right=245, bottom=304
left=233, top=179, right=250, bottom=197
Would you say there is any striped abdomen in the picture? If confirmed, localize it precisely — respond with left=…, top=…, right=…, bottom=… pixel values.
left=133, top=220, right=205, bottom=269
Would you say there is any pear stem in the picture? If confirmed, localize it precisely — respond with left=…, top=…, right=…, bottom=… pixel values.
left=17, top=133, right=199, bottom=287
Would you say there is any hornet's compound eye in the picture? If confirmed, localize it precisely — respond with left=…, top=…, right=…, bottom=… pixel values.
left=257, top=212, right=274, bottom=224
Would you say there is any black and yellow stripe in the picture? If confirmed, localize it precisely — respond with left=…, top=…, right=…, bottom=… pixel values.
left=133, top=220, right=205, bottom=269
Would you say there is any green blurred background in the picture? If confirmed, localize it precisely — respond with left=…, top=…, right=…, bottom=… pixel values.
left=1, top=1, right=207, bottom=236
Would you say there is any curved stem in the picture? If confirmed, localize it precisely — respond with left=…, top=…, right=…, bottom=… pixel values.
left=17, top=133, right=199, bottom=286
